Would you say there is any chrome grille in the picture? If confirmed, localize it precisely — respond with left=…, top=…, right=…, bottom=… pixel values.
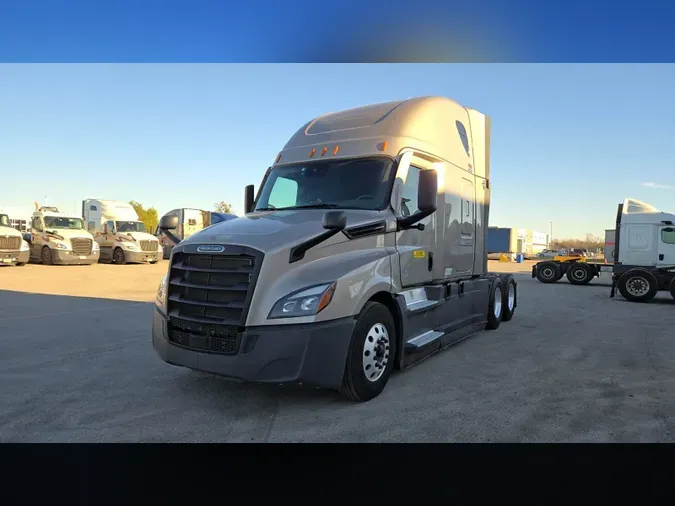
left=71, top=238, right=93, bottom=255
left=140, top=239, right=158, bottom=252
left=0, top=236, right=21, bottom=250
left=166, top=250, right=260, bottom=355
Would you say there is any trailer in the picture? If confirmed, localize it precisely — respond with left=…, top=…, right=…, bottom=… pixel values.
left=153, top=95, right=518, bottom=402
left=532, top=198, right=675, bottom=303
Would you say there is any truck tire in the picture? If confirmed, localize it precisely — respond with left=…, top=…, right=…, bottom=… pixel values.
left=486, top=277, right=503, bottom=330
left=339, top=301, right=396, bottom=402
left=536, top=262, right=561, bottom=283
left=669, top=277, right=675, bottom=301
left=566, top=263, right=593, bottom=285
left=499, top=274, right=517, bottom=322
left=617, top=269, right=659, bottom=303
left=113, top=247, right=127, bottom=265
left=41, top=246, right=53, bottom=265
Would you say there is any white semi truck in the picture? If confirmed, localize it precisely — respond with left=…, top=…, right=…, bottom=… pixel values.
left=532, top=198, right=675, bottom=302
left=82, top=199, right=162, bottom=264
left=0, top=212, right=30, bottom=266
left=25, top=206, right=100, bottom=265
left=153, top=96, right=518, bottom=402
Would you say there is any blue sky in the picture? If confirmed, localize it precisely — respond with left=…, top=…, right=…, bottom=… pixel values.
left=1, top=64, right=674, bottom=239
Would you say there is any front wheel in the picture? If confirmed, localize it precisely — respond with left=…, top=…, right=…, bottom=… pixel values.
left=339, top=302, right=397, bottom=402
left=41, top=246, right=53, bottom=265
left=113, top=247, right=127, bottom=265
left=617, top=269, right=659, bottom=302
left=15, top=262, right=26, bottom=267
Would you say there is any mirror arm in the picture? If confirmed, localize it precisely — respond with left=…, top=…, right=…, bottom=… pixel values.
left=397, top=208, right=435, bottom=231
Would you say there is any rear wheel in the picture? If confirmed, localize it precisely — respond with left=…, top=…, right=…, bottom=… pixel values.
left=113, top=247, right=127, bottom=265
left=668, top=277, right=675, bottom=301
left=41, top=246, right=53, bottom=265
left=499, top=274, right=517, bottom=322
left=339, top=302, right=396, bottom=402
left=486, top=277, right=503, bottom=330
left=536, top=262, right=561, bottom=283
left=617, top=269, right=659, bottom=302
left=566, top=263, right=593, bottom=285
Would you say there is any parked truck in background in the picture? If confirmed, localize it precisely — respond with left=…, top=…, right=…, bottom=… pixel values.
left=0, top=212, right=30, bottom=266
left=157, top=208, right=237, bottom=259
left=25, top=205, right=100, bottom=265
left=82, top=199, right=162, bottom=264
left=154, top=95, right=518, bottom=402
left=532, top=198, right=675, bottom=302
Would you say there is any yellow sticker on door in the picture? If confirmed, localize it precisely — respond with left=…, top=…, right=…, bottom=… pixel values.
left=413, top=250, right=426, bottom=258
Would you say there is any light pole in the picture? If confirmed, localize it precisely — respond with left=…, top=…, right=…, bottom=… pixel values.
left=550, top=221, right=553, bottom=248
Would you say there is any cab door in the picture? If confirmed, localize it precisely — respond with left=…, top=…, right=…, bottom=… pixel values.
left=657, top=226, right=675, bottom=267
left=394, top=152, right=436, bottom=288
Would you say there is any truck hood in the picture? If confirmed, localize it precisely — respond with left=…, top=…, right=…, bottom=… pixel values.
left=182, top=209, right=389, bottom=253
left=119, top=231, right=158, bottom=242
left=0, top=225, right=22, bottom=238
left=48, top=229, right=95, bottom=241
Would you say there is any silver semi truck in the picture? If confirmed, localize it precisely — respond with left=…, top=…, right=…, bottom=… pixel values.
left=153, top=96, right=518, bottom=401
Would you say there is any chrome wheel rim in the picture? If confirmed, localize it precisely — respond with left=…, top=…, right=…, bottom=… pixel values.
left=508, top=283, right=515, bottom=311
left=362, top=323, right=390, bottom=382
left=626, top=276, right=650, bottom=297
left=494, top=287, right=502, bottom=319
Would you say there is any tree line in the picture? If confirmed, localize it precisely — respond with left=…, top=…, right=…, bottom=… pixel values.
left=128, top=200, right=235, bottom=232
left=550, top=233, right=606, bottom=252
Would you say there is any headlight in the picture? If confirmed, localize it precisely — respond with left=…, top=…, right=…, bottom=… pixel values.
left=54, top=241, right=69, bottom=250
left=157, top=243, right=163, bottom=253
left=156, top=273, right=167, bottom=307
left=268, top=282, right=337, bottom=319
left=124, top=243, right=139, bottom=251
left=92, top=242, right=100, bottom=251
left=20, top=240, right=30, bottom=251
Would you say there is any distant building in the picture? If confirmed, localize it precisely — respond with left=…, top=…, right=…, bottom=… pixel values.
left=9, top=218, right=28, bottom=233
left=487, top=226, right=549, bottom=257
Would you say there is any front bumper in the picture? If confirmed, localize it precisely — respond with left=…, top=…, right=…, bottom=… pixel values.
left=152, top=307, right=356, bottom=389
left=52, top=249, right=100, bottom=265
left=0, top=249, right=29, bottom=265
left=124, top=249, right=161, bottom=263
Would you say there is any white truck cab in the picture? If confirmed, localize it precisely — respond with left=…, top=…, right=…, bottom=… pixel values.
left=82, top=199, right=162, bottom=264
left=26, top=206, right=100, bottom=265
left=0, top=212, right=30, bottom=266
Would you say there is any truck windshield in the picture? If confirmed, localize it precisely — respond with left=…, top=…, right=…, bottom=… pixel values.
left=0, top=214, right=9, bottom=227
left=255, top=157, right=394, bottom=211
left=116, top=221, right=147, bottom=233
left=44, top=216, right=84, bottom=230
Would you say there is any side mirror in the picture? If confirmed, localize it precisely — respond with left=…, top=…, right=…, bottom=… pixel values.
left=244, top=185, right=255, bottom=213
left=103, top=224, right=109, bottom=234
left=23, top=233, right=32, bottom=243
left=322, top=211, right=347, bottom=231
left=397, top=169, right=437, bottom=231
left=159, top=215, right=179, bottom=231
left=418, top=169, right=438, bottom=212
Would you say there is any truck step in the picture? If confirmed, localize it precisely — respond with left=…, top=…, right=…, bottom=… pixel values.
left=401, top=287, right=440, bottom=313
left=405, top=330, right=444, bottom=351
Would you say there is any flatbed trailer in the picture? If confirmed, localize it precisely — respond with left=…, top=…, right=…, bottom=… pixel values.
left=532, top=256, right=613, bottom=285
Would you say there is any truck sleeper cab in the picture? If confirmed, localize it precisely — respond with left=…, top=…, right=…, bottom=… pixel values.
left=0, top=213, right=30, bottom=266
left=82, top=199, right=162, bottom=264
left=25, top=206, right=100, bottom=265
left=153, top=96, right=518, bottom=402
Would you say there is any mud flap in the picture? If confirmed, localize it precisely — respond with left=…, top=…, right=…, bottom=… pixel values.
left=531, top=265, right=536, bottom=278
left=609, top=277, right=616, bottom=298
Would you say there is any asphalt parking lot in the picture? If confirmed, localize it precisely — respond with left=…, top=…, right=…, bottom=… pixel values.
left=1, top=260, right=675, bottom=442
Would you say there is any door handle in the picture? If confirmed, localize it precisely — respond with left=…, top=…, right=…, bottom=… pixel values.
left=659, top=254, right=664, bottom=261
left=428, top=251, right=433, bottom=272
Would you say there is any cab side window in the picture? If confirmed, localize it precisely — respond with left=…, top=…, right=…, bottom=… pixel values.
left=661, top=228, right=675, bottom=244
left=106, top=220, right=116, bottom=234
left=397, top=164, right=422, bottom=217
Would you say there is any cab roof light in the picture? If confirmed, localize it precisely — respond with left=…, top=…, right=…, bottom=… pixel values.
left=379, top=141, right=388, bottom=151
left=321, top=146, right=328, bottom=156
left=332, top=145, right=340, bottom=155
left=309, top=148, right=316, bottom=158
